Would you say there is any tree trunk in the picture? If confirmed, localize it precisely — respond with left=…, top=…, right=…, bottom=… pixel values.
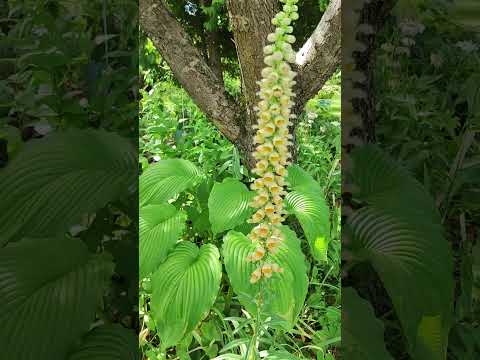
left=225, top=0, right=279, bottom=169
left=139, top=0, right=242, bottom=143
left=139, top=0, right=342, bottom=170
left=200, top=0, right=224, bottom=82
left=350, top=0, right=398, bottom=142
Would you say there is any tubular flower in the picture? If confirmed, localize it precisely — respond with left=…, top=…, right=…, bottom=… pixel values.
left=246, top=0, right=299, bottom=283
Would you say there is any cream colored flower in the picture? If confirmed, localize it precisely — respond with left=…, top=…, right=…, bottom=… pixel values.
left=250, top=268, right=263, bottom=283
left=261, top=263, right=273, bottom=278
left=254, top=223, right=270, bottom=238
left=249, top=209, right=265, bottom=223
left=246, top=0, right=298, bottom=281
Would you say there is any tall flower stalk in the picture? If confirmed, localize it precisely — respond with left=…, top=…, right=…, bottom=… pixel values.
left=247, top=0, right=299, bottom=284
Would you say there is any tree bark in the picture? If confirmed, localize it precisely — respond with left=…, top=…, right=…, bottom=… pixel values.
left=200, top=0, right=224, bottom=82
left=205, top=30, right=223, bottom=82
left=139, top=0, right=342, bottom=170
left=350, top=0, right=398, bottom=142
left=139, top=0, right=241, bottom=144
left=225, top=0, right=279, bottom=169
left=294, top=0, right=341, bottom=116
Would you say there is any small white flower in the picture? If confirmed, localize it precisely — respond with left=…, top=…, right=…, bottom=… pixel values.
left=380, top=43, right=395, bottom=53
left=33, top=121, right=53, bottom=135
left=401, top=37, right=416, bottom=47
left=399, top=20, right=425, bottom=37
left=456, top=40, right=478, bottom=53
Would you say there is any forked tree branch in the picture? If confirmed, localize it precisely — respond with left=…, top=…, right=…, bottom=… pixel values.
left=294, top=0, right=341, bottom=113
left=225, top=0, right=279, bottom=124
left=139, top=0, right=241, bottom=143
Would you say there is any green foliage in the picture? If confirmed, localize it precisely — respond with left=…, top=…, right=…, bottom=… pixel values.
left=1, top=0, right=138, bottom=357
left=139, top=11, right=341, bottom=357
left=150, top=241, right=222, bottom=349
left=222, top=227, right=308, bottom=329
left=0, top=236, right=113, bottom=358
left=348, top=3, right=480, bottom=358
left=140, top=158, right=203, bottom=206
left=139, top=204, right=187, bottom=279
left=0, top=130, right=136, bottom=244
left=208, top=178, right=255, bottom=234
left=343, top=288, right=393, bottom=360
left=297, top=74, right=341, bottom=198
left=285, top=165, right=331, bottom=262
left=68, top=324, right=139, bottom=360
left=139, top=80, right=341, bottom=358
left=448, top=0, right=480, bottom=31
left=140, top=82, right=236, bottom=177
left=346, top=145, right=454, bottom=359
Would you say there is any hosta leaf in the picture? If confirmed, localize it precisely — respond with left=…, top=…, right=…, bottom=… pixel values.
left=139, top=203, right=187, bottom=279
left=139, top=159, right=203, bottom=206
left=68, top=324, right=138, bottom=360
left=208, top=178, right=255, bottom=234
left=415, top=315, right=444, bottom=360
left=222, top=226, right=308, bottom=329
left=286, top=164, right=319, bottom=189
left=150, top=241, right=222, bottom=348
left=0, top=236, right=113, bottom=359
left=347, top=145, right=454, bottom=360
left=0, top=129, right=136, bottom=244
left=343, top=287, right=393, bottom=360
left=285, top=165, right=330, bottom=262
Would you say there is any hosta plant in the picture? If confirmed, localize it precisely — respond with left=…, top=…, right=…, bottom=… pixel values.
left=138, top=1, right=334, bottom=358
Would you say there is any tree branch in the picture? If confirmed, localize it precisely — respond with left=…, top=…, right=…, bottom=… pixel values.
left=226, top=0, right=278, bottom=128
left=294, top=0, right=341, bottom=114
left=139, top=0, right=241, bottom=143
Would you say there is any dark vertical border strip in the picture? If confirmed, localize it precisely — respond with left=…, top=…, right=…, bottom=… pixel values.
left=0, top=0, right=139, bottom=358
left=343, top=0, right=480, bottom=359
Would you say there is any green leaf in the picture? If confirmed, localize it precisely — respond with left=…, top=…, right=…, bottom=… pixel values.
left=68, top=324, right=138, bottom=360
left=265, top=351, right=303, bottom=360
left=342, top=287, right=393, bottom=360
left=231, top=147, right=242, bottom=180
left=285, top=165, right=330, bottom=262
left=140, top=158, right=203, bottom=206
left=222, top=226, right=308, bottom=329
left=150, top=241, right=222, bottom=349
left=286, top=164, right=319, bottom=189
left=0, top=236, right=113, bottom=359
left=208, top=178, right=255, bottom=234
left=0, top=129, right=136, bottom=244
left=139, top=203, right=187, bottom=279
left=448, top=0, right=480, bottom=31
left=346, top=145, right=454, bottom=360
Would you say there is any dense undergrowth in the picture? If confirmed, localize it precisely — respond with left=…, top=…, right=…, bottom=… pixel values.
left=139, top=40, right=341, bottom=359
left=343, top=1, right=480, bottom=359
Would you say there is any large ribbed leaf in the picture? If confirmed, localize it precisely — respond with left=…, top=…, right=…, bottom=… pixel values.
left=68, top=324, right=138, bottom=360
left=343, top=287, right=393, bottom=360
left=139, top=203, right=186, bottom=279
left=222, top=226, right=308, bottom=329
left=285, top=165, right=330, bottom=262
left=208, top=178, right=255, bottom=234
left=346, top=145, right=454, bottom=360
left=0, top=236, right=113, bottom=359
left=139, top=159, right=203, bottom=206
left=286, top=164, right=319, bottom=189
left=150, top=241, right=222, bottom=349
left=0, top=129, right=136, bottom=245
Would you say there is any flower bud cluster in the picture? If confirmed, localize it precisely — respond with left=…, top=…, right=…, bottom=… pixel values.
left=247, top=0, right=299, bottom=284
